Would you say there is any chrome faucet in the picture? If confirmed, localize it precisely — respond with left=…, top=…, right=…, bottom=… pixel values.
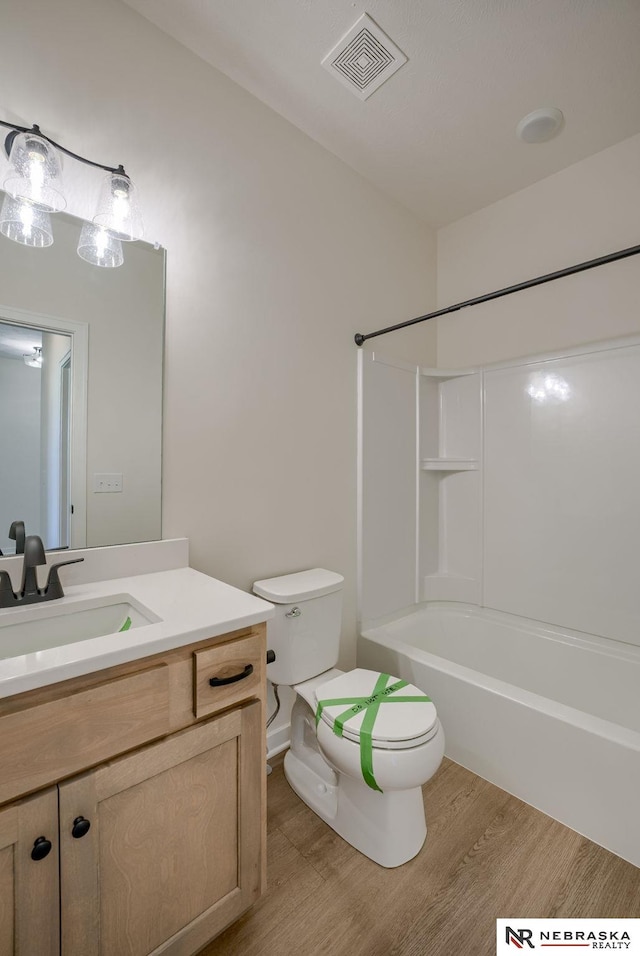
left=0, top=535, right=84, bottom=608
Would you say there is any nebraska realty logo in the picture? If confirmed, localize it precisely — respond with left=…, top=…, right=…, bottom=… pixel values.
left=496, top=920, right=640, bottom=954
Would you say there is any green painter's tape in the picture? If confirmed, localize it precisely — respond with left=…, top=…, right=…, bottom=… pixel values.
left=315, top=673, right=432, bottom=793
left=119, top=616, right=132, bottom=632
left=332, top=676, right=407, bottom=737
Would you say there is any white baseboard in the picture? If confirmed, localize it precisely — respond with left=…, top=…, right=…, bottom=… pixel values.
left=267, top=723, right=290, bottom=760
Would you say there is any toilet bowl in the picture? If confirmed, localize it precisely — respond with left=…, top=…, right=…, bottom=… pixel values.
left=253, top=569, right=445, bottom=868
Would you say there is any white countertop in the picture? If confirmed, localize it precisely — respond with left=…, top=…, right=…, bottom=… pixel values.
left=0, top=566, right=274, bottom=699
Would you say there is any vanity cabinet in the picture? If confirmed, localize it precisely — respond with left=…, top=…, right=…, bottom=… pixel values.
left=60, top=702, right=262, bottom=955
left=0, top=623, right=266, bottom=956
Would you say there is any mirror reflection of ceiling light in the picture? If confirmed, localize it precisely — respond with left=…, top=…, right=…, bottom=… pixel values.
left=526, top=372, right=571, bottom=404
left=0, top=121, right=144, bottom=268
left=23, top=346, right=43, bottom=368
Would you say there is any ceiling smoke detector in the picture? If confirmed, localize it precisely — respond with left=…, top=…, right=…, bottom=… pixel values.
left=322, top=13, right=407, bottom=101
left=516, top=108, right=565, bottom=143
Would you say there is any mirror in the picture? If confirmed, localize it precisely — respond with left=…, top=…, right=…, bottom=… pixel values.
left=0, top=192, right=165, bottom=554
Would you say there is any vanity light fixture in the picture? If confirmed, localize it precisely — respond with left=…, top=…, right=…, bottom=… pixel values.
left=23, top=346, right=43, bottom=368
left=0, top=120, right=144, bottom=267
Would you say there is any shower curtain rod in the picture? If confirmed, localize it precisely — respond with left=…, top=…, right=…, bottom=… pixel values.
left=353, top=242, right=640, bottom=347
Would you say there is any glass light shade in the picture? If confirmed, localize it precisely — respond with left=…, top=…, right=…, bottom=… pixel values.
left=3, top=131, right=66, bottom=212
left=0, top=194, right=54, bottom=247
left=92, top=171, right=143, bottom=241
left=77, top=222, right=124, bottom=268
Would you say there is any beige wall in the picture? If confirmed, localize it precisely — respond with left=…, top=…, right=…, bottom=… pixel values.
left=2, top=0, right=437, bottom=664
left=436, top=134, right=640, bottom=367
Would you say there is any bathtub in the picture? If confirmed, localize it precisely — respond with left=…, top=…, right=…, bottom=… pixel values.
left=359, top=603, right=640, bottom=867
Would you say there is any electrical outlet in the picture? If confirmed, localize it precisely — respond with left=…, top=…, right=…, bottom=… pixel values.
left=93, top=473, right=123, bottom=493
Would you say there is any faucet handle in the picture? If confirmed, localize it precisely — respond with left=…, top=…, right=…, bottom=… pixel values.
left=9, top=521, right=26, bottom=555
left=44, top=558, right=84, bottom=600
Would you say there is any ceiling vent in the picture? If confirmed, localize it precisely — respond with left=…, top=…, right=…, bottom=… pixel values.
left=322, top=14, right=407, bottom=101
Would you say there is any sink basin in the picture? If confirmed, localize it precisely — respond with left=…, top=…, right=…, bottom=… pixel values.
left=0, top=595, right=160, bottom=660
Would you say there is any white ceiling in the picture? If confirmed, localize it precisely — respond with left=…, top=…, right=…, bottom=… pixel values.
left=122, top=0, right=640, bottom=227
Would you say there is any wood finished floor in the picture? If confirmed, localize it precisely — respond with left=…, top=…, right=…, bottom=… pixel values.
left=201, top=754, right=640, bottom=956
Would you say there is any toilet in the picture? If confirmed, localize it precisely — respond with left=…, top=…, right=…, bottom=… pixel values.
left=253, top=568, right=445, bottom=868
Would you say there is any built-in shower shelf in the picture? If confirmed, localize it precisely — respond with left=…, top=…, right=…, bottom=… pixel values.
left=421, top=458, right=478, bottom=471
left=422, top=573, right=480, bottom=603
left=420, top=367, right=479, bottom=381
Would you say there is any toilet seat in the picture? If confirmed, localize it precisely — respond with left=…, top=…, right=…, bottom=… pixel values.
left=314, top=668, right=438, bottom=751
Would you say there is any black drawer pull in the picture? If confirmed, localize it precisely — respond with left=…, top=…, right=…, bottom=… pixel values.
left=209, top=664, right=254, bottom=687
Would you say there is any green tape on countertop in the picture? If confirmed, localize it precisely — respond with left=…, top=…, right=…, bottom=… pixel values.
left=316, top=673, right=432, bottom=793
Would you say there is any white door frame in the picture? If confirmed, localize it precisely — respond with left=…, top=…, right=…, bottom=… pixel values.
left=58, top=350, right=72, bottom=548
left=0, top=304, right=88, bottom=549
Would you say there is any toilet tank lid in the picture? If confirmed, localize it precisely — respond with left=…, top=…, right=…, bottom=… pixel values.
left=253, top=568, right=344, bottom=603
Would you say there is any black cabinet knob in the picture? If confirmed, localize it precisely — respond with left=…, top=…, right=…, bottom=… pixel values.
left=31, top=836, right=52, bottom=861
left=71, top=816, right=91, bottom=839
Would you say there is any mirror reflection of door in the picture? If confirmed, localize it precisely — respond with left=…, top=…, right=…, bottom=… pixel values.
left=0, top=319, right=73, bottom=553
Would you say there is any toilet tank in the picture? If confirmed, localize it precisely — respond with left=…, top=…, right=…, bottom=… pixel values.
left=253, top=569, right=344, bottom=686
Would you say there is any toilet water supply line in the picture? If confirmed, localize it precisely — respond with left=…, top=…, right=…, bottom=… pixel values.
left=315, top=673, right=432, bottom=792
left=266, top=682, right=281, bottom=729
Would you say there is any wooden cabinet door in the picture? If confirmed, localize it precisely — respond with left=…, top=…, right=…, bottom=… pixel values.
left=0, top=788, right=59, bottom=956
left=59, top=701, right=264, bottom=956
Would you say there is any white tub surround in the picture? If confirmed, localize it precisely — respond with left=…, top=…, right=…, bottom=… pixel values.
left=359, top=335, right=640, bottom=642
left=359, top=604, right=640, bottom=867
left=358, top=336, right=640, bottom=869
left=0, top=541, right=273, bottom=697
